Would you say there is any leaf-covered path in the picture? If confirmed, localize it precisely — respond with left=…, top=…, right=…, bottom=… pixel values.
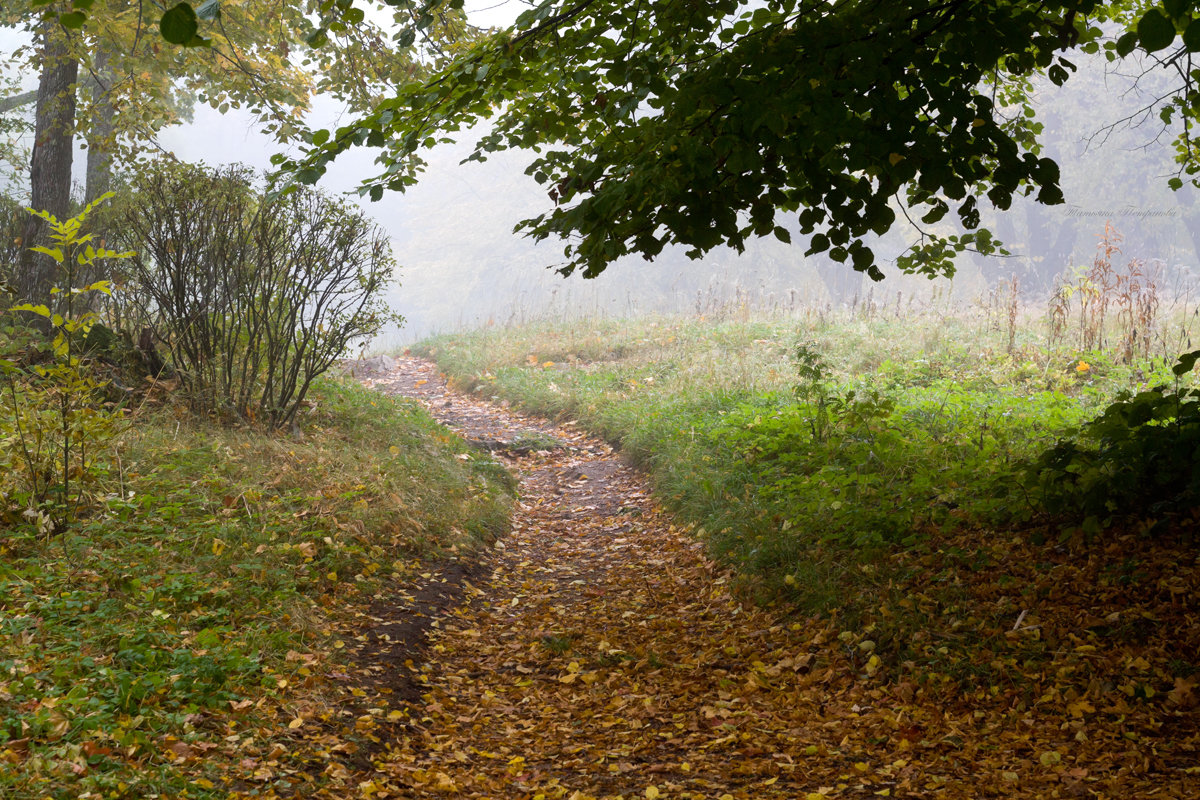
left=348, top=356, right=1198, bottom=799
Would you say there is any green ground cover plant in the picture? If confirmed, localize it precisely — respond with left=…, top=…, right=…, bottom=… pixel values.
left=0, top=377, right=513, bottom=799
left=416, top=303, right=1192, bottom=615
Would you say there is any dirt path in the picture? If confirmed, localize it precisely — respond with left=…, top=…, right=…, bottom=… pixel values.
left=346, top=357, right=1194, bottom=800
left=355, top=357, right=860, bottom=798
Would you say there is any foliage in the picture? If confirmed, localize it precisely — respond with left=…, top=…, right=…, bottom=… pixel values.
left=1026, top=350, right=1200, bottom=531
left=2, top=0, right=473, bottom=163
left=0, top=377, right=513, bottom=799
left=274, top=1, right=1200, bottom=282
left=0, top=194, right=130, bottom=531
left=108, top=162, right=398, bottom=428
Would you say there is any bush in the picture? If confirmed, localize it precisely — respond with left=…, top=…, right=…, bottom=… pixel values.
left=0, top=195, right=128, bottom=532
left=1026, top=350, right=1200, bottom=532
left=110, top=162, right=399, bottom=428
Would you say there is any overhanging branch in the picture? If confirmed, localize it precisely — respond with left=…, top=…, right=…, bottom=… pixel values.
left=0, top=90, right=36, bottom=114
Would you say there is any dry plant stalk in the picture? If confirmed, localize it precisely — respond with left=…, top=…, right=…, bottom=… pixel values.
left=1044, top=223, right=1161, bottom=362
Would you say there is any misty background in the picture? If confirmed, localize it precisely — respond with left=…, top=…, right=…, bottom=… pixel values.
left=3, top=4, right=1199, bottom=350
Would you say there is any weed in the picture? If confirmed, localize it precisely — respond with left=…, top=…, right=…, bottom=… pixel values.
left=1047, top=223, right=1163, bottom=363
left=540, top=633, right=575, bottom=655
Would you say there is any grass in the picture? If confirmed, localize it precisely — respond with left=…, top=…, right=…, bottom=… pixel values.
left=0, top=377, right=513, bottom=800
left=414, top=305, right=1194, bottom=617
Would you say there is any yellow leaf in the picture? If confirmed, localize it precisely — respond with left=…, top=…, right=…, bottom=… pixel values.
left=211, top=538, right=226, bottom=556
left=387, top=710, right=404, bottom=721
left=1067, top=699, right=1095, bottom=717
left=193, top=778, right=215, bottom=789
left=288, top=717, right=304, bottom=729
left=645, top=787, right=660, bottom=799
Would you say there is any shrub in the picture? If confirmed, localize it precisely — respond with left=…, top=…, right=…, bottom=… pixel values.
left=0, top=194, right=129, bottom=532
left=1025, top=350, right=1200, bottom=533
left=110, top=162, right=399, bottom=428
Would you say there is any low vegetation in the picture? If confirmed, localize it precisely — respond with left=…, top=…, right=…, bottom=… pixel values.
left=0, top=195, right=514, bottom=799
left=415, top=286, right=1199, bottom=653
left=0, top=376, right=512, bottom=799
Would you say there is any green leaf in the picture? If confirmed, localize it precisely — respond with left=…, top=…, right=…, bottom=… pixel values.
left=1163, top=0, right=1189, bottom=20
left=1115, top=30, right=1141, bottom=57
left=806, top=233, right=830, bottom=254
left=1184, top=19, right=1200, bottom=52
left=59, top=11, right=87, bottom=28
left=305, top=27, right=329, bottom=47
left=161, top=3, right=199, bottom=45
left=1137, top=9, right=1176, bottom=52
left=195, top=0, right=221, bottom=21
left=1172, top=350, right=1200, bottom=376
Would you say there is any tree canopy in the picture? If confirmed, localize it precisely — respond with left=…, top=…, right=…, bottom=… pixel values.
left=25, top=0, right=1200, bottom=281
left=2, top=0, right=472, bottom=177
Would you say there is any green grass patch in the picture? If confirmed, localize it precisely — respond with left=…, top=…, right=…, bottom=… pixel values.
left=415, top=312, right=1185, bottom=616
left=0, top=377, right=513, bottom=799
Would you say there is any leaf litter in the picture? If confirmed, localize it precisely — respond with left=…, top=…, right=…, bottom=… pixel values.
left=263, top=355, right=1197, bottom=799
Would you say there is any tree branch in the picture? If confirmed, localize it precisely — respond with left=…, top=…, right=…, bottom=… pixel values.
left=0, top=89, right=36, bottom=114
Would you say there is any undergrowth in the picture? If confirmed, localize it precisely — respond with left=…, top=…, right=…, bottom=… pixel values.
left=415, top=311, right=1190, bottom=618
left=0, top=378, right=513, bottom=799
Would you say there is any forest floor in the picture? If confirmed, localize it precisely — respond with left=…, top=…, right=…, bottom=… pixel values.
left=341, top=356, right=1198, bottom=800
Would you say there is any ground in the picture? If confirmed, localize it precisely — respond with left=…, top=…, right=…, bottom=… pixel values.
left=331, top=355, right=1199, bottom=800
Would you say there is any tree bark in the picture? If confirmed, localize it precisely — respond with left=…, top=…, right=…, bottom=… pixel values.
left=18, top=20, right=78, bottom=307
left=85, top=48, right=116, bottom=204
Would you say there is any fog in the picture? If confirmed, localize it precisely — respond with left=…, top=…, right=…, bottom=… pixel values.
left=4, top=6, right=1200, bottom=350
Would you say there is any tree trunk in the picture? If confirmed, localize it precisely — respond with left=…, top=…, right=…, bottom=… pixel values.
left=18, top=20, right=78, bottom=307
left=85, top=48, right=116, bottom=204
